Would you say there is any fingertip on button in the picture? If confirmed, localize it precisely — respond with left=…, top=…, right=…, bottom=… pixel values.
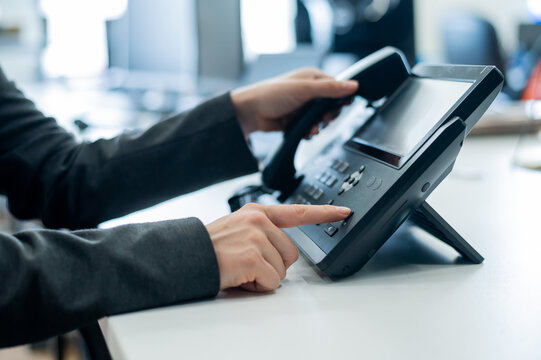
left=336, top=206, right=351, bottom=216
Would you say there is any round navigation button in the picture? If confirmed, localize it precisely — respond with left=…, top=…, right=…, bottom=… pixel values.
left=372, top=178, right=383, bottom=190
left=366, top=176, right=377, bottom=187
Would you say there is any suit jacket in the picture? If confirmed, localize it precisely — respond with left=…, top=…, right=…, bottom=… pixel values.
left=0, top=67, right=259, bottom=347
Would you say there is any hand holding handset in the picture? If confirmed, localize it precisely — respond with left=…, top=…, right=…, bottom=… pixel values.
left=232, top=47, right=504, bottom=277
left=262, top=48, right=410, bottom=199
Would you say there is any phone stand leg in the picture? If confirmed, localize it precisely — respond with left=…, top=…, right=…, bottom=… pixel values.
left=408, top=201, right=484, bottom=263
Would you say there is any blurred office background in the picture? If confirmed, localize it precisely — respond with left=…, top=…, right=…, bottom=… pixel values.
left=0, top=0, right=539, bottom=359
left=0, top=0, right=537, bottom=122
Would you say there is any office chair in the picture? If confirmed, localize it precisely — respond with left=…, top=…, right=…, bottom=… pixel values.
left=442, top=12, right=506, bottom=76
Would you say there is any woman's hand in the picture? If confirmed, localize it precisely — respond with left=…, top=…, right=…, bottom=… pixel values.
left=206, top=203, right=351, bottom=292
left=230, top=68, right=358, bottom=138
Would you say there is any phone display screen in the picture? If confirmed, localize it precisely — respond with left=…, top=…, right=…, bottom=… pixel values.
left=347, top=77, right=472, bottom=167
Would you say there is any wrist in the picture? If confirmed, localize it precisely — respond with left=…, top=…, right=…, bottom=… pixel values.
left=230, top=86, right=258, bottom=137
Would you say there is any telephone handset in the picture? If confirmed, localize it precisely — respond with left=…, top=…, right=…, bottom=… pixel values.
left=230, top=47, right=504, bottom=278
left=262, top=47, right=410, bottom=199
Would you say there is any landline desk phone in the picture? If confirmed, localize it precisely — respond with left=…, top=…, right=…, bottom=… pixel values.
left=229, top=47, right=504, bottom=278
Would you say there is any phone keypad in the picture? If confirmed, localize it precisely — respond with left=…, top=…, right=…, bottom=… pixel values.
left=338, top=165, right=366, bottom=195
left=304, top=184, right=325, bottom=200
left=330, top=159, right=350, bottom=173
left=316, top=171, right=339, bottom=188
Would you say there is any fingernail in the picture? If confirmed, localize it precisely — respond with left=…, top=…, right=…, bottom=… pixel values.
left=335, top=206, right=351, bottom=216
left=342, top=80, right=358, bottom=90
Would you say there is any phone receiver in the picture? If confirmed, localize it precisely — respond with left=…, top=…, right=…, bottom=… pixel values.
left=262, top=47, right=411, bottom=199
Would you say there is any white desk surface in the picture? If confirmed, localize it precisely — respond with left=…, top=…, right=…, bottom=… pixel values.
left=100, top=135, right=541, bottom=360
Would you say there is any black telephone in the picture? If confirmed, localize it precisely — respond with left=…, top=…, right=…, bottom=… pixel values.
left=229, top=47, right=504, bottom=278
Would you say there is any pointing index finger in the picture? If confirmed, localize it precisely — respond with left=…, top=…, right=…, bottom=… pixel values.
left=262, top=204, right=351, bottom=228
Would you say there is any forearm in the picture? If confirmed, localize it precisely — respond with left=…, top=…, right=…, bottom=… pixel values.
left=41, top=93, right=259, bottom=229
left=0, top=218, right=219, bottom=348
left=0, top=67, right=258, bottom=229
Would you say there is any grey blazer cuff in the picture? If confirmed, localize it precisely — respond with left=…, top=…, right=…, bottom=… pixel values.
left=0, top=217, right=220, bottom=347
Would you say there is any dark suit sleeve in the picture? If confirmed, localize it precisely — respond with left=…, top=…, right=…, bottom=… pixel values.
left=0, top=218, right=220, bottom=347
left=0, top=68, right=259, bottom=230
left=0, top=68, right=259, bottom=347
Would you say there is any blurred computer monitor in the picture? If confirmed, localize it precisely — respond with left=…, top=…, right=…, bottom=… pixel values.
left=197, top=0, right=244, bottom=82
left=329, top=0, right=415, bottom=66
left=106, top=0, right=243, bottom=93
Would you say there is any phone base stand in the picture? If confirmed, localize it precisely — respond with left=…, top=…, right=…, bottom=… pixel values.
left=408, top=201, right=484, bottom=263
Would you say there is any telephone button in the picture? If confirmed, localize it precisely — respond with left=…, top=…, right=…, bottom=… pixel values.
left=337, top=162, right=350, bottom=173
left=320, top=173, right=338, bottom=187
left=324, top=225, right=338, bottom=237
left=319, top=172, right=331, bottom=183
left=338, top=181, right=352, bottom=195
left=330, top=159, right=350, bottom=173
left=341, top=210, right=354, bottom=227
left=366, top=176, right=382, bottom=191
left=312, top=188, right=324, bottom=200
left=305, top=185, right=317, bottom=197
left=294, top=195, right=310, bottom=205
left=366, top=176, right=377, bottom=187
left=342, top=168, right=363, bottom=190
left=325, top=176, right=337, bottom=187
left=304, top=184, right=325, bottom=200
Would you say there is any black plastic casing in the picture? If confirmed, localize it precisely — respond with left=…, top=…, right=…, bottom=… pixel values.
left=282, top=64, right=503, bottom=277
left=262, top=47, right=410, bottom=198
